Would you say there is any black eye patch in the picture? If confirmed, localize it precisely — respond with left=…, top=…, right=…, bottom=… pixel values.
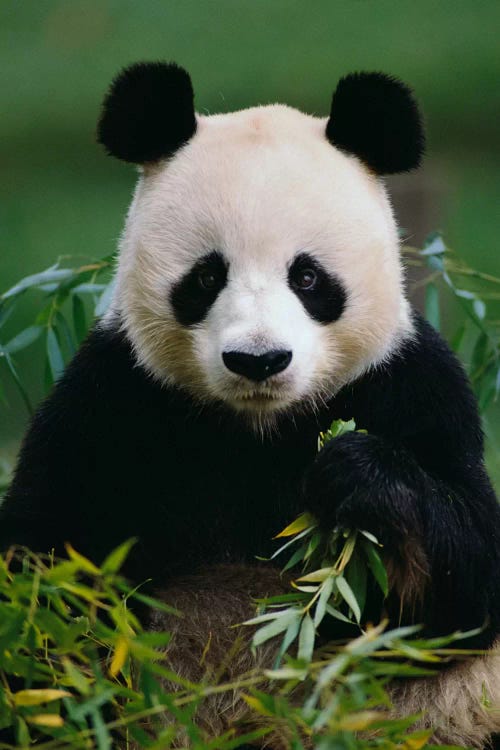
left=170, top=251, right=228, bottom=326
left=288, top=252, right=346, bottom=324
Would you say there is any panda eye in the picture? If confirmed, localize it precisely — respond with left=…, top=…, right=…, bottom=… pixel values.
left=293, top=268, right=317, bottom=291
left=198, top=269, right=219, bottom=290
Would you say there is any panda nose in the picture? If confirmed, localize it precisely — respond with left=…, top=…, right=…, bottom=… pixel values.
left=222, top=350, right=292, bottom=382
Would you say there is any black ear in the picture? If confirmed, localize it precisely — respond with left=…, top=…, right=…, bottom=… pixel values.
left=326, top=72, right=425, bottom=174
left=97, top=61, right=197, bottom=164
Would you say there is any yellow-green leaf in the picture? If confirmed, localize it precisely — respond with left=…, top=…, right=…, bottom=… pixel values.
left=296, top=567, right=334, bottom=583
left=337, top=710, right=384, bottom=730
left=101, top=538, right=136, bottom=574
left=401, top=729, right=433, bottom=750
left=274, top=513, right=315, bottom=538
left=336, top=576, right=361, bottom=623
left=14, top=689, right=72, bottom=706
left=110, top=636, right=129, bottom=677
left=242, top=694, right=273, bottom=717
left=27, top=714, right=64, bottom=728
left=64, top=544, right=101, bottom=574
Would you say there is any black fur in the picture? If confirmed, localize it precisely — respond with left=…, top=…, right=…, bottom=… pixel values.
left=1, top=311, right=499, bottom=648
left=326, top=72, right=425, bottom=174
left=97, top=61, right=196, bottom=164
left=170, top=251, right=229, bottom=326
left=288, top=252, right=346, bottom=323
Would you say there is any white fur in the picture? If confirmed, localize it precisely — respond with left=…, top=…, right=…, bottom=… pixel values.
left=103, top=104, right=412, bottom=421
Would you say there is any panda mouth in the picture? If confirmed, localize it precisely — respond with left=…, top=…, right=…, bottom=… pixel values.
left=238, top=391, right=280, bottom=400
left=227, top=386, right=291, bottom=411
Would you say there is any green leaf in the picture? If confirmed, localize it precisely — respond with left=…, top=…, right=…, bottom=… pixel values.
left=319, top=418, right=357, bottom=448
left=274, top=613, right=302, bottom=665
left=95, top=279, right=116, bottom=317
left=72, top=294, right=87, bottom=343
left=2, top=351, right=33, bottom=415
left=345, top=548, right=367, bottom=616
left=101, top=538, right=136, bottom=575
left=56, top=311, right=76, bottom=356
left=421, top=233, right=446, bottom=256
left=3, top=325, right=43, bottom=354
left=425, top=282, right=440, bottom=331
left=0, top=303, right=14, bottom=329
left=478, top=364, right=498, bottom=412
left=325, top=604, right=355, bottom=625
left=473, top=299, right=486, bottom=320
left=281, top=542, right=309, bottom=573
left=314, top=576, right=334, bottom=627
left=471, top=332, right=489, bottom=377
left=363, top=540, right=389, bottom=597
left=253, top=609, right=299, bottom=648
left=336, top=575, right=361, bottom=623
left=297, top=613, right=315, bottom=662
left=359, top=529, right=380, bottom=545
left=274, top=512, right=315, bottom=538
left=46, top=327, right=65, bottom=382
left=450, top=323, right=467, bottom=353
left=2, top=267, right=75, bottom=300
left=296, top=567, right=333, bottom=583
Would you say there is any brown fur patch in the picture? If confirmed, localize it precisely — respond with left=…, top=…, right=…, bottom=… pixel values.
left=146, top=564, right=291, bottom=747
left=133, top=564, right=500, bottom=749
left=387, top=643, right=500, bottom=747
left=385, top=536, right=430, bottom=619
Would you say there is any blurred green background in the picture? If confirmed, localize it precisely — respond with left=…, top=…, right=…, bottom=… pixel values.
left=1, top=1, right=499, bottom=484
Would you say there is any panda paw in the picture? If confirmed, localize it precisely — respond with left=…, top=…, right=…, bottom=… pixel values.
left=302, top=431, right=423, bottom=539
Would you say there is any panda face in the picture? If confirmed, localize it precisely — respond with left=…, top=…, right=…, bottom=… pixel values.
left=109, top=104, right=412, bottom=424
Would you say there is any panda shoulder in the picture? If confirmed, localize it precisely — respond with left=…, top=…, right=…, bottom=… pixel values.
left=354, top=309, right=484, bottom=465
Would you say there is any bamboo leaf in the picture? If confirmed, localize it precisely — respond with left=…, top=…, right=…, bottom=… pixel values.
left=46, top=327, right=65, bottom=382
left=471, top=332, right=489, bottom=376
left=336, top=576, right=361, bottom=623
left=275, top=614, right=302, bottom=664
left=345, top=548, right=367, bottom=616
left=65, top=544, right=101, bottom=575
left=3, top=325, right=43, bottom=354
left=359, top=529, right=381, bottom=545
left=101, top=538, right=136, bottom=574
left=2, top=267, right=75, bottom=300
left=314, top=576, right=334, bottom=627
left=95, top=278, right=116, bottom=317
left=297, top=613, right=315, bottom=662
left=281, top=541, right=309, bottom=573
left=274, top=513, right=315, bottom=538
left=56, top=311, right=76, bottom=356
left=296, top=567, right=333, bottom=583
left=425, top=282, right=440, bottom=331
left=109, top=636, right=129, bottom=677
left=242, top=694, right=273, bottom=717
left=363, top=540, right=389, bottom=597
left=325, top=604, right=354, bottom=624
left=14, top=689, right=72, bottom=706
left=72, top=294, right=87, bottom=343
left=27, top=714, right=64, bottom=728
left=252, top=609, right=299, bottom=648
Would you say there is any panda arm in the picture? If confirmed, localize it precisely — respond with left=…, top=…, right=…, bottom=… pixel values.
left=0, top=326, right=150, bottom=563
left=304, top=314, right=500, bottom=641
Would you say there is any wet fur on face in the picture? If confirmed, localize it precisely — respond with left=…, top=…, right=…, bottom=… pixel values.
left=104, top=104, right=412, bottom=427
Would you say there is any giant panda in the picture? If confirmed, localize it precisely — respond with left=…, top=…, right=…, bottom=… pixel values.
left=2, top=62, right=500, bottom=747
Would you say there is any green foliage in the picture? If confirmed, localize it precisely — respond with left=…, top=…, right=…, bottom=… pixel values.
left=0, top=544, right=475, bottom=749
left=0, top=257, right=113, bottom=416
left=247, top=420, right=388, bottom=663
left=405, top=233, right=500, bottom=411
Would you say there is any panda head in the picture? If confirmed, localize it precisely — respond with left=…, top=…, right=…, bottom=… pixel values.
left=98, top=62, right=424, bottom=425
